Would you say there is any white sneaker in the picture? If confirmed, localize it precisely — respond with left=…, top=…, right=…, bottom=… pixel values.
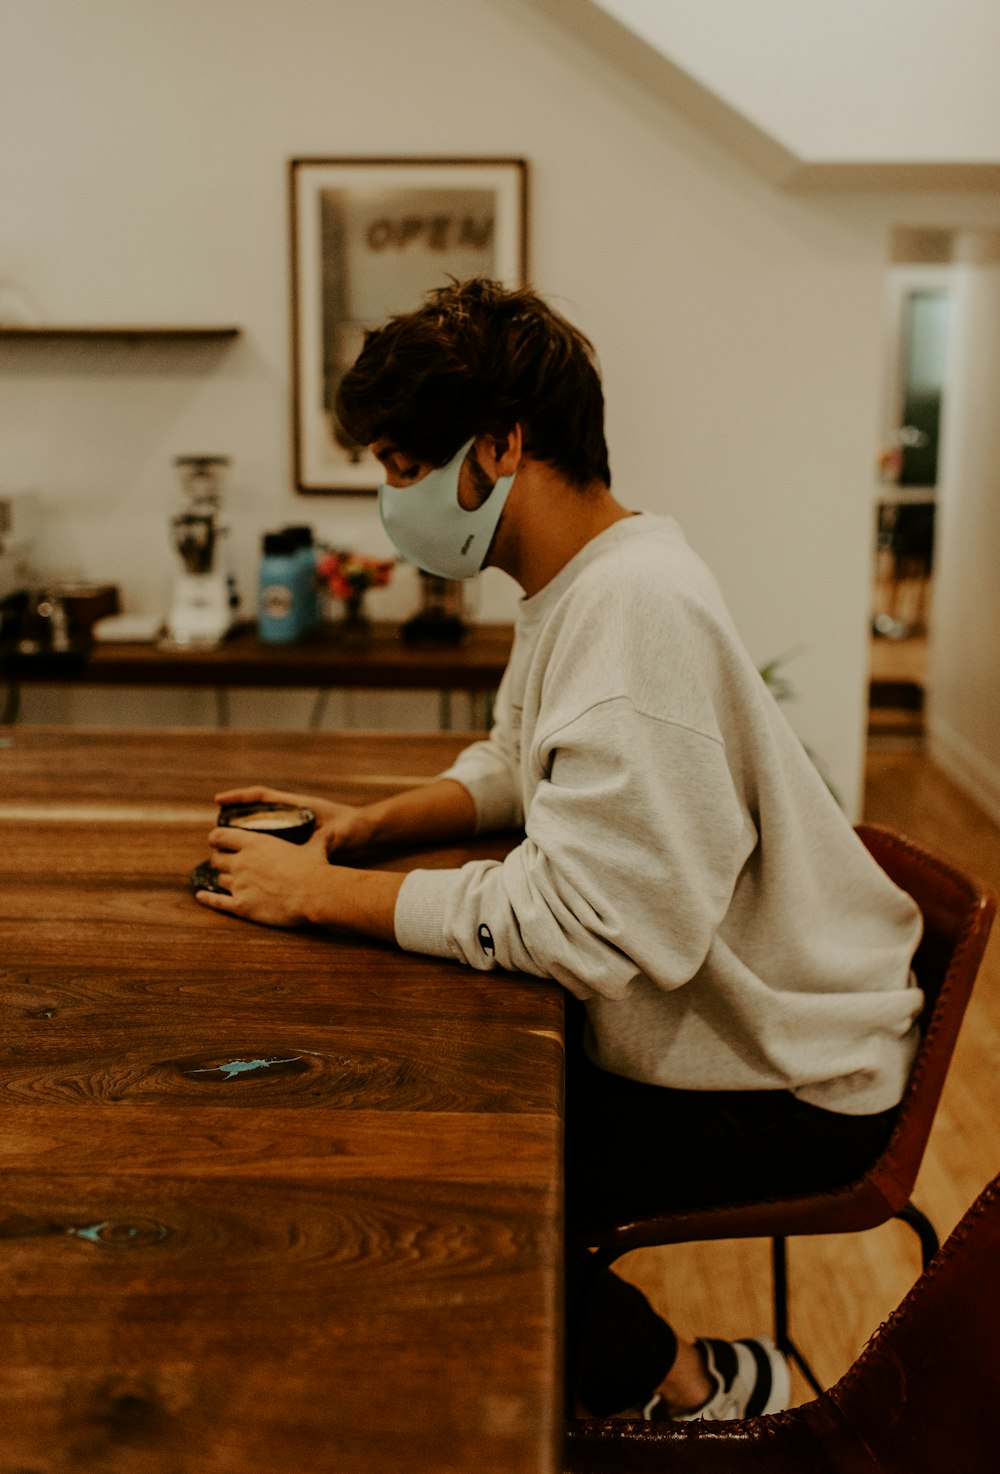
left=642, top=1336, right=790, bottom=1422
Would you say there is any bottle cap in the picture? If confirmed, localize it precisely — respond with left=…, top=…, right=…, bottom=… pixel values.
left=262, top=531, right=295, bottom=556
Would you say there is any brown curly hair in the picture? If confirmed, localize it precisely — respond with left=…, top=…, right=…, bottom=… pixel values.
left=334, top=278, right=611, bottom=488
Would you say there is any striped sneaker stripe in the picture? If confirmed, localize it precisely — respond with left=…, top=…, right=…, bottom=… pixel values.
left=741, top=1338, right=775, bottom=1417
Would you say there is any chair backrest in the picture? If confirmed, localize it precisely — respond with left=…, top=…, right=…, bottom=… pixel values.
left=803, top=1167, right=1000, bottom=1472
left=564, top=1170, right=1000, bottom=1474
left=855, top=824, right=995, bottom=1217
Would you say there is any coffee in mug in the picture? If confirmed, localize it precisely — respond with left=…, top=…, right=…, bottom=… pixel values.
left=218, top=802, right=317, bottom=846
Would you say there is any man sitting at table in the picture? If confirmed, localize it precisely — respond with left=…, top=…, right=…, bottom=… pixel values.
left=200, top=278, right=923, bottom=1423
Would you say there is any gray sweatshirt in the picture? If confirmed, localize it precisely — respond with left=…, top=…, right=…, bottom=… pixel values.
left=394, top=514, right=923, bottom=1115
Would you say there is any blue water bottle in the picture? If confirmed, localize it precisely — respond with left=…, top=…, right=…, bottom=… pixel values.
left=258, top=531, right=305, bottom=643
left=283, top=525, right=319, bottom=629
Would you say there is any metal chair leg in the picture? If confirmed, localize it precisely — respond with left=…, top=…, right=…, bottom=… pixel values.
left=770, top=1211, right=939, bottom=1399
left=896, top=1200, right=940, bottom=1269
left=772, top=1235, right=790, bottom=1347
left=771, top=1236, right=825, bottom=1396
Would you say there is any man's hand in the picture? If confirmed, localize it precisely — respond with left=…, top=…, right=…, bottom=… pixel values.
left=198, top=826, right=332, bottom=927
left=195, top=822, right=404, bottom=939
left=214, top=784, right=377, bottom=856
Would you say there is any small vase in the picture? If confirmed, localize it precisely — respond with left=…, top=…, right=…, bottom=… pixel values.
left=339, top=590, right=371, bottom=642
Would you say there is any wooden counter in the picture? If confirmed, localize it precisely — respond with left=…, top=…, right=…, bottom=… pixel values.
left=2, top=621, right=514, bottom=691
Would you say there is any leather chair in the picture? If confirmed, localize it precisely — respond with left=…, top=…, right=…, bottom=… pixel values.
left=572, top=824, right=995, bottom=1395
left=564, top=1167, right=1000, bottom=1472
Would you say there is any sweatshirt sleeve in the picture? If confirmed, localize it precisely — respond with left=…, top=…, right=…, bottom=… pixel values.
left=436, top=664, right=524, bottom=833
left=394, top=697, right=755, bottom=999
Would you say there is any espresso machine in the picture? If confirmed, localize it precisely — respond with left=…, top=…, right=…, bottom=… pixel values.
left=164, top=456, right=240, bottom=647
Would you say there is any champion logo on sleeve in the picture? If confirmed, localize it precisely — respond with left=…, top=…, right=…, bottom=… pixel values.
left=477, top=924, right=496, bottom=957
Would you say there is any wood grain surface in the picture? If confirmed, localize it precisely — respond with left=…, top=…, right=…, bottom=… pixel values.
left=1, top=731, right=563, bottom=1474
left=0, top=726, right=475, bottom=807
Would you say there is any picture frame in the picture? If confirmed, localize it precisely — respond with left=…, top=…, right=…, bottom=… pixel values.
left=289, top=156, right=529, bottom=496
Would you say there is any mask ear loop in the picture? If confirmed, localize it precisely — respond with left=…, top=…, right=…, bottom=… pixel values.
left=458, top=440, right=499, bottom=512
left=463, top=427, right=523, bottom=511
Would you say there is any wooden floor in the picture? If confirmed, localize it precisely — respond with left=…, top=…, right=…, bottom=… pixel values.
left=867, top=623, right=929, bottom=748
left=617, top=749, right=1000, bottom=1404
left=867, top=566, right=931, bottom=746
left=868, top=631, right=929, bottom=688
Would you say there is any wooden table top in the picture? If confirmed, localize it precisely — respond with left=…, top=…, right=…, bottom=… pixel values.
left=2, top=622, right=515, bottom=692
left=1, top=728, right=563, bottom=1473
left=0, top=726, right=482, bottom=810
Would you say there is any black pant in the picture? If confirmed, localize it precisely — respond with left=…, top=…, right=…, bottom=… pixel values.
left=563, top=1001, right=897, bottom=1416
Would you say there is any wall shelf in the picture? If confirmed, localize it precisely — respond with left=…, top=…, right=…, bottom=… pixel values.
left=0, top=324, right=241, bottom=342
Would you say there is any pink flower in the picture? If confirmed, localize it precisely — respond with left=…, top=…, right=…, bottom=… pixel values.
left=318, top=549, right=396, bottom=600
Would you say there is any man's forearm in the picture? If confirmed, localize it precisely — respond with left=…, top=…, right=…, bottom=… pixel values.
left=305, top=864, right=406, bottom=943
left=314, top=780, right=476, bottom=943
left=361, top=777, right=478, bottom=848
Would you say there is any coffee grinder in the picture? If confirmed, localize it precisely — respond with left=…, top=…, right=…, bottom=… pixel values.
left=164, top=456, right=240, bottom=647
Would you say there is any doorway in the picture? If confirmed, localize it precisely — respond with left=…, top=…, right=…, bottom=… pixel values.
left=868, top=232, right=952, bottom=750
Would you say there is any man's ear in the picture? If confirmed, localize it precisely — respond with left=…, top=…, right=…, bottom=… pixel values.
left=482, top=425, right=522, bottom=477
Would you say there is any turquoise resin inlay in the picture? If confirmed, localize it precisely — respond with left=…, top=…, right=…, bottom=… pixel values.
left=189, top=1056, right=302, bottom=1080
left=72, top=1222, right=115, bottom=1244
left=69, top=1221, right=169, bottom=1247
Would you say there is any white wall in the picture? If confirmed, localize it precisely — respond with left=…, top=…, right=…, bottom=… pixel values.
left=2, top=0, right=1000, bottom=810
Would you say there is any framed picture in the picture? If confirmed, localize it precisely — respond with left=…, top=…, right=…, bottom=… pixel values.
left=289, top=156, right=529, bottom=495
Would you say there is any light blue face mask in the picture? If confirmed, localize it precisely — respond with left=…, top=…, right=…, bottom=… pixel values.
left=378, top=438, right=516, bottom=581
